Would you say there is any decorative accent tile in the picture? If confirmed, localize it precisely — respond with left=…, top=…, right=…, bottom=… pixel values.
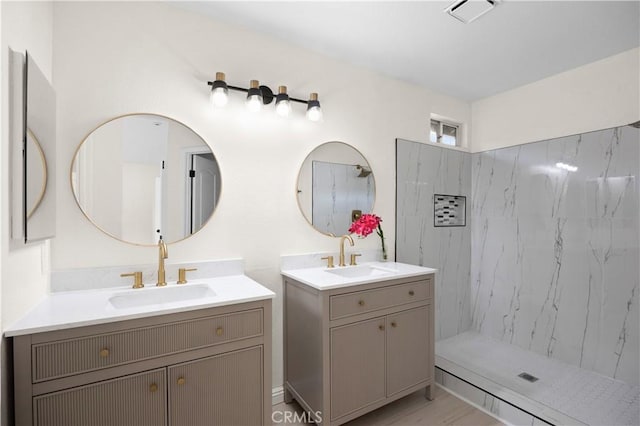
left=434, top=194, right=466, bottom=227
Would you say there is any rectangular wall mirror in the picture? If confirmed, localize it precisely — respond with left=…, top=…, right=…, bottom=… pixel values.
left=10, top=49, right=56, bottom=244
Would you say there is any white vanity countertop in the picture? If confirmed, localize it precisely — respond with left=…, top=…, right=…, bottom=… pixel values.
left=4, top=275, right=275, bottom=337
left=281, top=261, right=437, bottom=290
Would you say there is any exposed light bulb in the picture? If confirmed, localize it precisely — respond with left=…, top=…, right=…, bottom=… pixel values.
left=274, top=86, right=291, bottom=117
left=210, top=87, right=228, bottom=107
left=210, top=72, right=229, bottom=108
left=246, top=80, right=262, bottom=112
left=275, top=100, right=291, bottom=117
left=246, top=94, right=262, bottom=112
left=306, top=105, right=322, bottom=121
left=306, top=92, right=322, bottom=122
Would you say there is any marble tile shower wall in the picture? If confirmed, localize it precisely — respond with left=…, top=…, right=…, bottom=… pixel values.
left=471, top=126, right=639, bottom=384
left=396, top=139, right=472, bottom=341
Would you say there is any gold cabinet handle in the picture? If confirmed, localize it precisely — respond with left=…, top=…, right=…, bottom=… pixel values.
left=378, top=324, right=385, bottom=331
left=409, top=290, right=415, bottom=296
left=177, top=377, right=186, bottom=386
left=358, top=300, right=365, bottom=306
left=99, top=348, right=110, bottom=358
left=215, top=327, right=224, bottom=336
left=391, top=321, right=398, bottom=328
left=149, top=383, right=158, bottom=393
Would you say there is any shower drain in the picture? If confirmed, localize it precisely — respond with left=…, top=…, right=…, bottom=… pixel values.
left=518, top=372, right=539, bottom=382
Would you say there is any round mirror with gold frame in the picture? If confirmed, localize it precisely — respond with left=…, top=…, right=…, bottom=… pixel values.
left=297, top=141, right=375, bottom=236
left=71, top=113, right=221, bottom=246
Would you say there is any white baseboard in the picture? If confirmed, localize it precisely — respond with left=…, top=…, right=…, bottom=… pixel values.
left=272, top=386, right=285, bottom=405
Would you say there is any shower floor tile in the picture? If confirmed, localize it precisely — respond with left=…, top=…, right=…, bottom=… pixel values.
left=436, top=331, right=639, bottom=426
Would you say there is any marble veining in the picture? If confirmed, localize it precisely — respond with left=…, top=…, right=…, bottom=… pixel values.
left=312, top=160, right=374, bottom=236
left=396, top=126, right=639, bottom=388
left=470, top=126, right=639, bottom=385
left=396, top=139, right=472, bottom=340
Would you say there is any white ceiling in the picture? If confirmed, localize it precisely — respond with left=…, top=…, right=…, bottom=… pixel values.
left=175, top=1, right=640, bottom=101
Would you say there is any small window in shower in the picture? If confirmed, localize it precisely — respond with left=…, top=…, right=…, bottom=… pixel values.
left=430, top=119, right=459, bottom=146
left=434, top=194, right=466, bottom=227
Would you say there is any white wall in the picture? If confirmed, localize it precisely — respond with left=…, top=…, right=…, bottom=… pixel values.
left=0, top=2, right=53, bottom=332
left=51, top=1, right=471, bottom=391
left=471, top=47, right=640, bottom=152
left=1, top=0, right=52, bottom=328
left=1, top=2, right=53, bottom=424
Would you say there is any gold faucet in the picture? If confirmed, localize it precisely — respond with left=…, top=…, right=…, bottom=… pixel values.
left=121, top=271, right=143, bottom=289
left=157, top=237, right=168, bottom=286
left=177, top=267, right=197, bottom=284
left=339, top=234, right=354, bottom=267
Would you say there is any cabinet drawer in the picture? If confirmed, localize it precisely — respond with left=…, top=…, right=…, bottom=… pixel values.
left=330, top=279, right=431, bottom=320
left=32, top=308, right=263, bottom=382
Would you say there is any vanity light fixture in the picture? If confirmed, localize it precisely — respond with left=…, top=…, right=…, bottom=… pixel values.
left=275, top=86, right=292, bottom=117
left=207, top=72, right=322, bottom=121
left=209, top=72, right=229, bottom=107
left=306, top=93, right=322, bottom=122
left=246, top=79, right=263, bottom=112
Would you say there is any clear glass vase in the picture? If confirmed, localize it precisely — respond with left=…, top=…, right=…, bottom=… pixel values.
left=380, top=236, right=388, bottom=261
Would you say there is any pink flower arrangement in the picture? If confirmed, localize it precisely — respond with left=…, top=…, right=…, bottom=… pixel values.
left=349, top=214, right=387, bottom=260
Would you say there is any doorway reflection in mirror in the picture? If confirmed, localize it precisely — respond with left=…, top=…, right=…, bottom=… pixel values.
left=71, top=114, right=221, bottom=246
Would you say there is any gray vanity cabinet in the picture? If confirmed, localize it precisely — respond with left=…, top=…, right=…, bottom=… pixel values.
left=283, top=273, right=435, bottom=426
left=33, top=369, right=167, bottom=426
left=386, top=306, right=431, bottom=396
left=13, top=299, right=272, bottom=426
left=330, top=317, right=386, bottom=419
left=168, top=346, right=264, bottom=426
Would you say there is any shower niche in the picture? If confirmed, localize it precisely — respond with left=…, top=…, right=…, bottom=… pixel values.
left=434, top=194, right=466, bottom=227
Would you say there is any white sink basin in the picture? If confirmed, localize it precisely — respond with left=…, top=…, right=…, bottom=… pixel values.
left=109, top=284, right=216, bottom=309
left=325, top=264, right=396, bottom=278
left=281, top=261, right=437, bottom=291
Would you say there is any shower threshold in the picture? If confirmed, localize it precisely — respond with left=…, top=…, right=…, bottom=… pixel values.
left=435, top=332, right=639, bottom=426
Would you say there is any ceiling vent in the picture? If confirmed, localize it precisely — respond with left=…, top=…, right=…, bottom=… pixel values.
left=445, top=0, right=496, bottom=24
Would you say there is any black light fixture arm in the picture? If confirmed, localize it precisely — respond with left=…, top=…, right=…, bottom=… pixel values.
left=207, top=73, right=322, bottom=120
left=207, top=81, right=310, bottom=105
left=288, top=97, right=311, bottom=105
